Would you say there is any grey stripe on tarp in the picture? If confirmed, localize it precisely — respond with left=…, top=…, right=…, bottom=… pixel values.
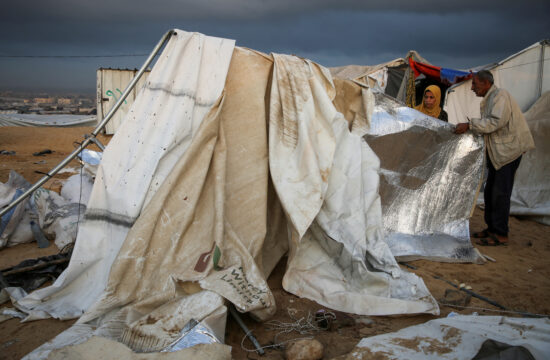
left=84, top=209, right=136, bottom=228
left=145, top=83, right=215, bottom=108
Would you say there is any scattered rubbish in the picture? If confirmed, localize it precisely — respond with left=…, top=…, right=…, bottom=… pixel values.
left=0, top=171, right=31, bottom=248
left=285, top=338, right=323, bottom=360
left=33, top=160, right=47, bottom=165
left=355, top=316, right=374, bottom=327
left=441, top=289, right=471, bottom=307
left=77, top=149, right=102, bottom=166
left=434, top=275, right=507, bottom=310
left=528, top=269, right=533, bottom=273
left=314, top=310, right=335, bottom=330
left=399, top=262, right=417, bottom=270
left=161, top=318, right=220, bottom=352
left=481, top=253, right=496, bottom=262
left=0, top=251, right=71, bottom=294
left=0, top=150, right=16, bottom=155
left=446, top=311, right=459, bottom=317
left=33, top=149, right=53, bottom=156
left=1, top=307, right=26, bottom=319
left=30, top=220, right=49, bottom=248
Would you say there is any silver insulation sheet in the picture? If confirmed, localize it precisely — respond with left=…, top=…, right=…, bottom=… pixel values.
left=365, top=93, right=485, bottom=263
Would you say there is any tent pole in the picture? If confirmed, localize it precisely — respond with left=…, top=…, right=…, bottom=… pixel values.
left=0, top=29, right=177, bottom=218
left=538, top=40, right=546, bottom=98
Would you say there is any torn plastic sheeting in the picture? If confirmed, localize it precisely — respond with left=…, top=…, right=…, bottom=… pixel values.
left=77, top=149, right=102, bottom=166
left=161, top=319, right=220, bottom=352
left=348, top=315, right=550, bottom=359
left=0, top=171, right=31, bottom=248
left=364, top=93, right=485, bottom=263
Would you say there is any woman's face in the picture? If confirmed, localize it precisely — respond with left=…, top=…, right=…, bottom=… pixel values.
left=423, top=90, right=436, bottom=109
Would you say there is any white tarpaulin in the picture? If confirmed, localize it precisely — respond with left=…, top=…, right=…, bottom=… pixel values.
left=346, top=315, right=550, bottom=359
left=509, top=91, right=550, bottom=225
left=15, top=30, right=236, bottom=321
left=269, top=54, right=436, bottom=315
left=445, top=40, right=550, bottom=125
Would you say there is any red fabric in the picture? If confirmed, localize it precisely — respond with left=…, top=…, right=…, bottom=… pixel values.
left=409, top=57, right=441, bottom=79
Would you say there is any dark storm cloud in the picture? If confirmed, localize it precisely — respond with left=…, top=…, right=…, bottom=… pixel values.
left=0, top=1, right=548, bottom=91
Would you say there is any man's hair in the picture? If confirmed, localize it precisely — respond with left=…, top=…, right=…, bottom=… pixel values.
left=475, top=70, right=494, bottom=84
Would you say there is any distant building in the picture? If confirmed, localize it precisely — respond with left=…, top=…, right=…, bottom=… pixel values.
left=57, top=98, right=72, bottom=105
left=34, top=97, right=54, bottom=104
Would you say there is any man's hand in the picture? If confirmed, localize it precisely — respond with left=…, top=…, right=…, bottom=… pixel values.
left=454, top=123, right=469, bottom=134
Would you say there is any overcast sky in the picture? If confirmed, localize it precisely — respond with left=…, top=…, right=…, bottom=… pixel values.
left=1, top=1, right=549, bottom=93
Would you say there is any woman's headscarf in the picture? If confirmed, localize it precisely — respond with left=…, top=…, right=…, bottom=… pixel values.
left=414, top=85, right=441, bottom=118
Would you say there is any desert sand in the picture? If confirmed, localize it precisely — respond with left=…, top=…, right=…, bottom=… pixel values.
left=1, top=126, right=549, bottom=359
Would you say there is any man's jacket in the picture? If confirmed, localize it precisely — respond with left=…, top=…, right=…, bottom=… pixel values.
left=470, top=85, right=535, bottom=170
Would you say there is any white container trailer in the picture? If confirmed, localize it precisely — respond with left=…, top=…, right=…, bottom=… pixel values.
left=96, top=68, right=150, bottom=134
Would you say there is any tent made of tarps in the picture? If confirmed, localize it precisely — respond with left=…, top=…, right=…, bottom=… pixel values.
left=445, top=40, right=550, bottom=125
left=331, top=51, right=474, bottom=110
left=330, top=51, right=432, bottom=105
left=1, top=30, right=486, bottom=359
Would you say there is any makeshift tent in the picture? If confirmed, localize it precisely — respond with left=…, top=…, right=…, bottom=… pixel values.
left=331, top=51, right=473, bottom=110
left=330, top=51, right=429, bottom=105
left=409, top=57, right=472, bottom=87
left=445, top=40, right=550, bottom=124
left=0, top=30, right=486, bottom=359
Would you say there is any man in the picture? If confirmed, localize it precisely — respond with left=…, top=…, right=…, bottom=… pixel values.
left=455, top=70, right=534, bottom=246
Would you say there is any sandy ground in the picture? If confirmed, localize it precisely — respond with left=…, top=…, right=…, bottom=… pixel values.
left=1, top=126, right=549, bottom=359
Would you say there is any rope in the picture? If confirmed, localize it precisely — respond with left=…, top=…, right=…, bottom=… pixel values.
left=240, top=308, right=335, bottom=353
left=406, top=62, right=416, bottom=108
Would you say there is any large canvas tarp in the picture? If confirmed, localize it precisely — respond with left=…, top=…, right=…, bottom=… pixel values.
left=509, top=92, right=550, bottom=225
left=14, top=30, right=236, bottom=321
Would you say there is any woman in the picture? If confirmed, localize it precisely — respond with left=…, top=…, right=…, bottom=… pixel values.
left=414, top=85, right=448, bottom=122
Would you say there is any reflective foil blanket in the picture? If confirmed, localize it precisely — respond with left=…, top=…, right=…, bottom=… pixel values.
left=365, top=93, right=485, bottom=263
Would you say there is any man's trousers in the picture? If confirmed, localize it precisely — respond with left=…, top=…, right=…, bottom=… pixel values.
left=484, top=155, right=522, bottom=236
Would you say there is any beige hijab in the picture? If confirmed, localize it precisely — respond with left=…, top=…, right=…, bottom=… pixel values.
left=415, top=85, right=442, bottom=118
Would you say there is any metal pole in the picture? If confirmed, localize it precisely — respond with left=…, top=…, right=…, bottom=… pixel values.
left=537, top=40, right=546, bottom=99
left=0, top=29, right=177, bottom=218
left=229, top=304, right=265, bottom=355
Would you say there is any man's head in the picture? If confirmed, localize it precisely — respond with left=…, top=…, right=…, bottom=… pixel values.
left=471, top=70, right=494, bottom=97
